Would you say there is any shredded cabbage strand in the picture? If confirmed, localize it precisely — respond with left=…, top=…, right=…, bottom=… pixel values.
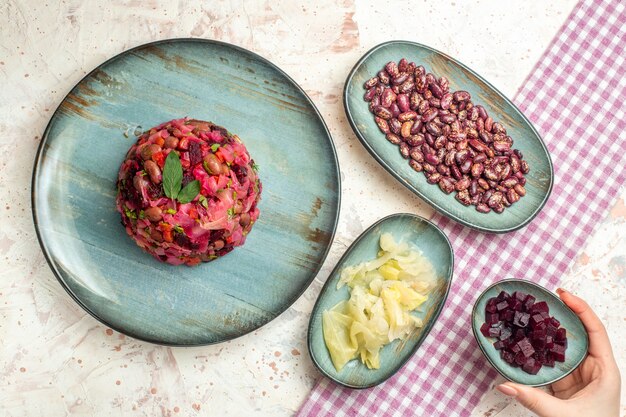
left=323, top=233, right=436, bottom=371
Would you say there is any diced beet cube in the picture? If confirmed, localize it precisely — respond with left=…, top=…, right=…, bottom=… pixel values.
left=531, top=301, right=549, bottom=313
left=501, top=309, right=515, bottom=322
left=501, top=350, right=515, bottom=364
left=523, top=294, right=536, bottom=311
left=499, top=326, right=512, bottom=341
left=555, top=328, right=567, bottom=342
left=546, top=325, right=557, bottom=337
left=522, top=357, right=542, bottom=375
left=515, top=351, right=527, bottom=365
left=517, top=338, right=536, bottom=358
left=513, top=291, right=528, bottom=302
left=551, top=344, right=566, bottom=362
left=510, top=343, right=521, bottom=354
left=480, top=322, right=491, bottom=337
left=544, top=353, right=555, bottom=367
left=486, top=313, right=500, bottom=325
left=532, top=328, right=547, bottom=340
left=508, top=299, right=523, bottom=311
left=550, top=317, right=560, bottom=327
left=535, top=350, right=547, bottom=365
left=541, top=311, right=551, bottom=320
left=532, top=337, right=546, bottom=350
left=486, top=298, right=498, bottom=313
left=514, top=329, right=526, bottom=342
left=545, top=336, right=554, bottom=349
left=497, top=290, right=511, bottom=301
left=488, top=327, right=501, bottom=338
left=496, top=300, right=509, bottom=311
left=493, top=340, right=507, bottom=350
left=513, top=311, right=530, bottom=328
left=558, top=339, right=568, bottom=348
left=530, top=313, right=544, bottom=328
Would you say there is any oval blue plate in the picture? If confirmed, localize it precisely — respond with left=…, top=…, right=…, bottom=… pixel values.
left=471, top=279, right=588, bottom=386
left=344, top=41, right=553, bottom=233
left=32, top=39, right=341, bottom=346
left=308, top=213, right=454, bottom=388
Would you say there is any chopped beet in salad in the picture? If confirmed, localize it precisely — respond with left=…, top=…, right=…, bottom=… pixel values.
left=116, top=118, right=261, bottom=266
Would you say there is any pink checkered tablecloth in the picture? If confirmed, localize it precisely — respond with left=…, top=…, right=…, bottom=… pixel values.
left=297, top=0, right=626, bottom=416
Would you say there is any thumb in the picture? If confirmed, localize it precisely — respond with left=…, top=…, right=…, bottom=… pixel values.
left=497, top=382, right=563, bottom=417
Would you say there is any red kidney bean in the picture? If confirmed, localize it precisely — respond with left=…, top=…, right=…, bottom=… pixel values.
left=410, top=120, right=423, bottom=135
left=460, top=159, right=472, bottom=174
left=392, top=73, right=409, bottom=85
left=518, top=176, right=527, bottom=186
left=386, top=133, right=402, bottom=144
left=439, top=177, right=455, bottom=193
left=440, top=92, right=453, bottom=110
left=455, top=149, right=470, bottom=164
left=437, top=164, right=451, bottom=176
left=440, top=113, right=456, bottom=124
left=430, top=83, right=444, bottom=99
left=493, top=141, right=511, bottom=153
left=426, top=122, right=442, bottom=136
left=385, top=61, right=399, bottom=77
left=429, top=97, right=441, bottom=108
left=375, top=117, right=390, bottom=133
left=424, top=134, right=435, bottom=148
left=476, top=203, right=490, bottom=213
left=456, top=190, right=471, bottom=206
left=410, top=147, right=424, bottom=162
left=483, top=166, right=499, bottom=181
left=453, top=91, right=471, bottom=102
left=514, top=184, right=526, bottom=196
left=364, top=88, right=377, bottom=101
left=502, top=177, right=518, bottom=188
left=427, top=173, right=442, bottom=184
left=401, top=121, right=413, bottom=138
left=521, top=160, right=530, bottom=174
left=436, top=147, right=446, bottom=161
left=415, top=73, right=427, bottom=92
left=473, top=153, right=487, bottom=164
left=410, top=92, right=421, bottom=110
left=444, top=150, right=456, bottom=166
left=507, top=189, right=520, bottom=203
left=471, top=163, right=484, bottom=178
left=425, top=153, right=440, bottom=165
left=381, top=88, right=396, bottom=108
left=390, top=103, right=400, bottom=118
left=421, top=108, right=438, bottom=122
left=478, top=178, right=490, bottom=190
left=409, top=160, right=423, bottom=172
left=373, top=106, right=392, bottom=119
left=455, top=177, right=470, bottom=191
left=399, top=143, right=410, bottom=159
left=406, top=133, right=424, bottom=147
left=423, top=163, right=437, bottom=174
left=397, top=94, right=410, bottom=112
left=398, top=58, right=409, bottom=72
left=457, top=109, right=468, bottom=121
left=389, top=118, right=402, bottom=134
left=434, top=135, right=447, bottom=149
left=417, top=100, right=429, bottom=115
left=500, top=164, right=511, bottom=180
left=378, top=70, right=390, bottom=84
left=485, top=116, right=493, bottom=132
left=399, top=80, right=415, bottom=93
left=476, top=118, right=485, bottom=132
left=469, top=107, right=479, bottom=121
left=364, top=77, right=379, bottom=89
left=451, top=164, right=463, bottom=180
left=398, top=111, right=418, bottom=122
left=448, top=131, right=466, bottom=142
left=439, top=76, right=449, bottom=92
left=469, top=180, right=479, bottom=196
left=144, top=160, right=162, bottom=184
left=476, top=105, right=487, bottom=120
left=492, top=122, right=506, bottom=134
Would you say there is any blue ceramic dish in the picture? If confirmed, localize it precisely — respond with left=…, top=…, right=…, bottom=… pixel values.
left=472, top=279, right=588, bottom=386
left=32, top=39, right=341, bottom=346
left=308, top=213, right=454, bottom=388
left=344, top=41, right=553, bottom=233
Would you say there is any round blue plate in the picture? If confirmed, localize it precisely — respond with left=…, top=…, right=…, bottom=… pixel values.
left=32, top=39, right=341, bottom=346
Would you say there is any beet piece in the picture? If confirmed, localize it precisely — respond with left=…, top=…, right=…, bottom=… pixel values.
left=510, top=343, right=521, bottom=354
left=530, top=314, right=545, bottom=328
left=531, top=301, right=549, bottom=313
left=517, top=338, right=536, bottom=358
left=508, top=299, right=523, bottom=311
left=549, top=317, right=561, bottom=328
left=551, top=344, right=566, bottom=362
left=544, top=353, right=556, bottom=367
left=513, top=311, right=530, bottom=328
left=501, top=309, right=515, bottom=322
left=513, top=291, right=528, bottom=302
left=522, top=357, right=542, bottom=375
left=486, top=313, right=500, bottom=325
left=532, top=328, right=547, bottom=340
left=497, top=290, right=511, bottom=301
left=493, top=340, right=507, bottom=350
left=523, top=294, right=536, bottom=311
left=558, top=339, right=568, bottom=348
left=535, top=350, right=547, bottom=365
left=546, top=324, right=557, bottom=337
left=486, top=298, right=498, bottom=313
left=532, top=337, right=546, bottom=350
left=480, top=322, right=491, bottom=337
left=514, top=328, right=526, bottom=342
left=499, top=326, right=513, bottom=341
left=488, top=327, right=501, bottom=338
left=545, top=336, right=554, bottom=349
left=555, top=328, right=567, bottom=342
left=501, top=350, right=515, bottom=364
left=496, top=300, right=509, bottom=311
left=541, top=311, right=551, bottom=320
left=514, top=351, right=527, bottom=365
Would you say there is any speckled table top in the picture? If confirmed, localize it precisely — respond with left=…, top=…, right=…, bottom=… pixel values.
left=0, top=1, right=624, bottom=416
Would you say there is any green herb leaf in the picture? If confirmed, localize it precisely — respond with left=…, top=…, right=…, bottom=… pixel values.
left=177, top=180, right=200, bottom=204
left=173, top=225, right=185, bottom=234
left=210, top=143, right=220, bottom=152
left=138, top=210, right=146, bottom=219
left=252, top=162, right=260, bottom=172
left=227, top=207, right=235, bottom=217
left=232, top=191, right=237, bottom=200
left=163, top=151, right=183, bottom=199
left=165, top=208, right=177, bottom=214
left=198, top=195, right=209, bottom=208
left=124, top=206, right=137, bottom=220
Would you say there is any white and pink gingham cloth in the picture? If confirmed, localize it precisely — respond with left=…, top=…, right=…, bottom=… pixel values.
left=298, top=0, right=626, bottom=415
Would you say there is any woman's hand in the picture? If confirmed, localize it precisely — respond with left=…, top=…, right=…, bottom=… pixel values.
left=496, top=289, right=621, bottom=417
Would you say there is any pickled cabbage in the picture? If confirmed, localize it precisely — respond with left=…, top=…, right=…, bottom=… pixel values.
left=323, top=233, right=436, bottom=371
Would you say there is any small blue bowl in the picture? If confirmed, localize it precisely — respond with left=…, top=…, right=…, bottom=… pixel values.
left=471, top=279, right=588, bottom=386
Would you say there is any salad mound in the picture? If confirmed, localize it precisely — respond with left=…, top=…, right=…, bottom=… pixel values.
left=116, top=118, right=261, bottom=266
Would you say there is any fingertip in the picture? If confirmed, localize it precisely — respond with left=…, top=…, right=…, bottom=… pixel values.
left=496, top=383, right=518, bottom=397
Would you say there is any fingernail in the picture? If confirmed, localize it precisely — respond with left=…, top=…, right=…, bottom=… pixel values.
left=556, top=288, right=567, bottom=295
left=497, top=384, right=517, bottom=397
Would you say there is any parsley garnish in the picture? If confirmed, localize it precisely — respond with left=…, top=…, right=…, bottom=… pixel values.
left=211, top=143, right=220, bottom=152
